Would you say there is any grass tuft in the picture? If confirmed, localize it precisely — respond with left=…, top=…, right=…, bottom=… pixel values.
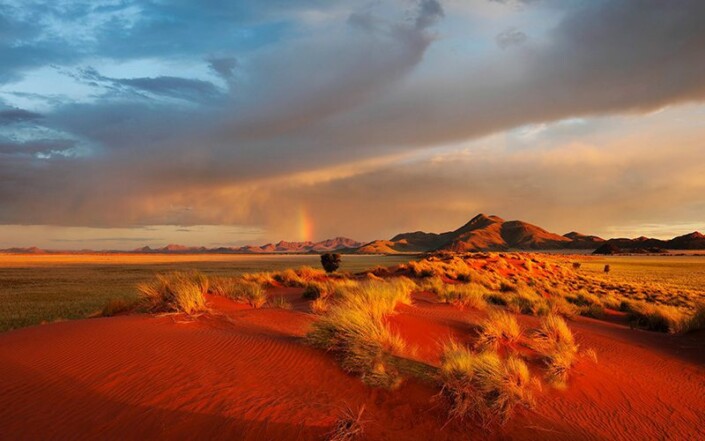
left=439, top=341, right=536, bottom=426
left=531, top=314, right=578, bottom=386
left=268, top=296, right=292, bottom=310
left=137, top=271, right=208, bottom=315
left=307, top=279, right=411, bottom=388
left=475, top=310, right=522, bottom=351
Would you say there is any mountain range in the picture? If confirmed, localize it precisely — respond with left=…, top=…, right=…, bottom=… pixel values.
left=2, top=214, right=704, bottom=254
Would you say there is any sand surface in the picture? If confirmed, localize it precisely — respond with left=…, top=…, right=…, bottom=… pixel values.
left=1, top=289, right=703, bottom=440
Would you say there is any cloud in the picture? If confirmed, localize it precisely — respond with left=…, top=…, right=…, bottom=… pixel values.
left=495, top=27, right=527, bottom=49
left=0, top=107, right=42, bottom=125
left=0, top=0, right=705, bottom=246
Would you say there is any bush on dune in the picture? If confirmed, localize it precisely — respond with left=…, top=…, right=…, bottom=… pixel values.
left=475, top=310, right=522, bottom=351
left=531, top=314, right=578, bottom=386
left=306, top=279, right=413, bottom=388
left=211, top=276, right=267, bottom=308
left=137, top=271, right=209, bottom=315
left=439, top=341, right=536, bottom=426
left=506, top=285, right=546, bottom=315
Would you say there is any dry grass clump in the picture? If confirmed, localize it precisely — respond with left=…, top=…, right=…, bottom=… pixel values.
left=273, top=269, right=306, bottom=287
left=531, top=314, right=579, bottom=386
left=438, top=283, right=488, bottom=310
left=620, top=300, right=690, bottom=333
left=475, top=310, right=522, bottom=351
left=304, top=279, right=361, bottom=300
left=327, top=405, right=366, bottom=441
left=242, top=271, right=276, bottom=287
left=506, top=285, right=545, bottom=315
left=137, top=271, right=209, bottom=315
left=297, top=266, right=327, bottom=281
left=307, top=279, right=412, bottom=388
left=234, top=280, right=268, bottom=308
left=268, top=296, right=292, bottom=310
left=211, top=277, right=267, bottom=308
left=303, top=281, right=330, bottom=300
left=439, top=341, right=536, bottom=426
left=210, top=276, right=237, bottom=297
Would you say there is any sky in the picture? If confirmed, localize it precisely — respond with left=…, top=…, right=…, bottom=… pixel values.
left=1, top=0, right=705, bottom=249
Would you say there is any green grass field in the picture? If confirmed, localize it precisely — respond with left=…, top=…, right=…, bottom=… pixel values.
left=0, top=254, right=413, bottom=332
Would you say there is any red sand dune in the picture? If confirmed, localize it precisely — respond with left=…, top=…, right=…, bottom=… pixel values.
left=1, top=290, right=704, bottom=440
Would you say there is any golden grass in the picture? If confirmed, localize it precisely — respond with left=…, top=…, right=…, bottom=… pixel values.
left=531, top=314, right=579, bottom=386
left=619, top=300, right=690, bottom=333
left=438, top=283, right=488, bottom=310
left=307, top=279, right=412, bottom=388
left=268, top=296, right=292, bottom=310
left=439, top=341, right=536, bottom=426
left=475, top=310, right=522, bottom=351
left=311, top=297, right=330, bottom=314
left=137, top=271, right=209, bottom=315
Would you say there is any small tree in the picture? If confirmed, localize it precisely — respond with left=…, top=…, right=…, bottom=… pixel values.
left=321, top=253, right=341, bottom=273
left=572, top=262, right=581, bottom=270
left=604, top=264, right=611, bottom=274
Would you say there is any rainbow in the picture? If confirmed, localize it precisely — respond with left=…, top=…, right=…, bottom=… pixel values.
left=298, top=206, right=314, bottom=242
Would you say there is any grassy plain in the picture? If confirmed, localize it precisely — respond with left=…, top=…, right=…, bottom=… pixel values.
left=580, top=255, right=705, bottom=292
left=0, top=253, right=412, bottom=332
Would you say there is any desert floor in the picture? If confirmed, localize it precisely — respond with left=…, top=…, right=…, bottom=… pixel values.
left=0, top=253, right=703, bottom=440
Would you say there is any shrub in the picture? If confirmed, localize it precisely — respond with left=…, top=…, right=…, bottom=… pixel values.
left=321, top=253, right=342, bottom=273
left=475, top=310, right=522, bottom=351
left=137, top=271, right=208, bottom=315
left=439, top=341, right=536, bottom=426
left=531, top=314, right=578, bottom=386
